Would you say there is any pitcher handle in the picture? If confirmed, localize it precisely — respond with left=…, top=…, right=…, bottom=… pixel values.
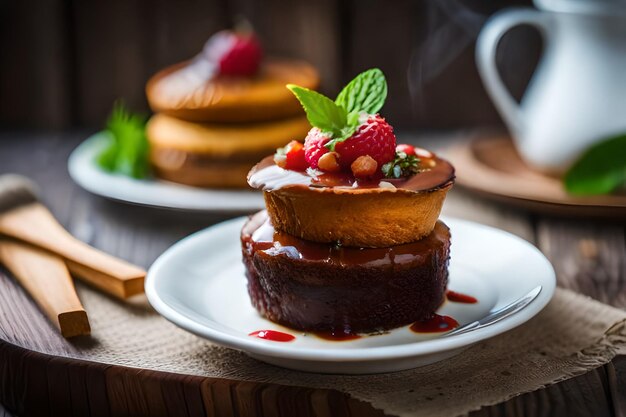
left=476, top=9, right=552, bottom=134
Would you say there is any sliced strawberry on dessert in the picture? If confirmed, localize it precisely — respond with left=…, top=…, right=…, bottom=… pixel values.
left=274, top=140, right=308, bottom=171
left=203, top=30, right=262, bottom=77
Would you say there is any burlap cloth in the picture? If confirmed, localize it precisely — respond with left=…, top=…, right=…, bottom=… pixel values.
left=71, top=286, right=626, bottom=417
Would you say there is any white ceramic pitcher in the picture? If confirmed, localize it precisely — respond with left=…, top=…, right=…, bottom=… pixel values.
left=476, top=0, right=626, bottom=173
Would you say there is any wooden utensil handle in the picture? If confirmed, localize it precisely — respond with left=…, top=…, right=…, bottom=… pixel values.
left=63, top=248, right=146, bottom=299
left=0, top=204, right=145, bottom=299
left=0, top=240, right=90, bottom=338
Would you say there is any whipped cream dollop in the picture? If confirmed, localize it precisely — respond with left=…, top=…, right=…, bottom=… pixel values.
left=156, top=57, right=217, bottom=100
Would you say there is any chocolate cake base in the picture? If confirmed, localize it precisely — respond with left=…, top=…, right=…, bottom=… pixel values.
left=241, top=211, right=451, bottom=334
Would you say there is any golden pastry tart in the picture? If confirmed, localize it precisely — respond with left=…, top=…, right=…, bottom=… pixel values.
left=248, top=154, right=454, bottom=247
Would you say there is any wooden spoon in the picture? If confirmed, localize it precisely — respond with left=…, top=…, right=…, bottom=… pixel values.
left=0, top=240, right=90, bottom=338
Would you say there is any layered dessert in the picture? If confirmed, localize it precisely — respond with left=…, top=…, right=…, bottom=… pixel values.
left=242, top=69, right=455, bottom=335
left=145, top=28, right=319, bottom=188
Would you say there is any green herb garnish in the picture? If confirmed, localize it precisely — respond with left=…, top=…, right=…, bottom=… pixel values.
left=97, top=102, right=150, bottom=179
left=287, top=68, right=387, bottom=151
left=381, top=151, right=421, bottom=179
left=564, top=133, right=626, bottom=196
left=287, top=86, right=349, bottom=139
left=335, top=68, right=387, bottom=115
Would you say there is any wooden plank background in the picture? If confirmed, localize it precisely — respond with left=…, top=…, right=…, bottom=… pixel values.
left=0, top=0, right=540, bottom=130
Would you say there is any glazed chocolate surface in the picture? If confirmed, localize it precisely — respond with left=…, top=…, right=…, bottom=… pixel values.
left=247, top=151, right=455, bottom=193
left=241, top=211, right=451, bottom=334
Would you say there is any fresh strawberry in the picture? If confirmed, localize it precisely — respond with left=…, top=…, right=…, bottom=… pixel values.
left=333, top=115, right=396, bottom=169
left=288, top=68, right=408, bottom=176
left=303, top=116, right=396, bottom=172
left=274, top=140, right=308, bottom=171
left=219, top=34, right=262, bottom=76
left=396, top=144, right=415, bottom=156
left=203, top=30, right=262, bottom=76
left=303, top=128, right=332, bottom=169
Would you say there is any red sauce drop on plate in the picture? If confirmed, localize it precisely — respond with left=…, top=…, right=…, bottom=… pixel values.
left=446, top=290, right=478, bottom=304
left=410, top=314, right=459, bottom=333
left=314, top=331, right=362, bottom=341
left=248, top=330, right=295, bottom=342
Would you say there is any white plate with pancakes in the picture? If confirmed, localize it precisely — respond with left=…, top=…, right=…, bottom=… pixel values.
left=68, top=133, right=265, bottom=212
left=145, top=215, right=556, bottom=374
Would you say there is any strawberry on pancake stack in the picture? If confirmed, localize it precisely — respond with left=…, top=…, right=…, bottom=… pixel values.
left=145, top=29, right=319, bottom=188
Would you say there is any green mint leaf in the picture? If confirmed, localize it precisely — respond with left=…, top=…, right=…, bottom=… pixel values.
left=324, top=111, right=360, bottom=151
left=325, top=123, right=359, bottom=151
left=96, top=101, right=150, bottom=179
left=335, top=68, right=387, bottom=115
left=287, top=68, right=388, bottom=151
left=287, top=84, right=347, bottom=136
left=564, top=133, right=626, bottom=195
left=346, top=111, right=360, bottom=126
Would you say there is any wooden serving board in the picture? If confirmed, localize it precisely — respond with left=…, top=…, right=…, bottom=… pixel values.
left=0, top=133, right=623, bottom=417
left=446, top=136, right=626, bottom=218
left=0, top=272, right=388, bottom=417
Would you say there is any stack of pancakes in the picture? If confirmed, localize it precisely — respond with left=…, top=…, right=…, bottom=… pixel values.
left=145, top=60, right=319, bottom=188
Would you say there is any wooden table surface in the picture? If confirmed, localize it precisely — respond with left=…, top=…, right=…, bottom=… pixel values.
left=0, top=131, right=624, bottom=417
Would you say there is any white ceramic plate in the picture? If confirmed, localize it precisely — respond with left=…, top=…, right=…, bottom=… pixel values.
left=68, top=133, right=264, bottom=212
left=145, top=216, right=556, bottom=374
